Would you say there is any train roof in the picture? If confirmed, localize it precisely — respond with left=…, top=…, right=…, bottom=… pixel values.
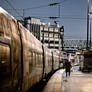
left=0, top=6, right=43, bottom=53
left=0, top=6, right=15, bottom=20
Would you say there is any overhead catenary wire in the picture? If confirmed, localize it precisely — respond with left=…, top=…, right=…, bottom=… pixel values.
left=32, top=16, right=90, bottom=20
left=14, top=15, right=90, bottom=20
left=4, top=0, right=86, bottom=21
left=5, top=0, right=67, bottom=19
left=6, top=0, right=67, bottom=11
left=4, top=0, right=24, bottom=20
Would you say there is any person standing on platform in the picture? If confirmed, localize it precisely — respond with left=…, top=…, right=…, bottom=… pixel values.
left=63, top=59, right=72, bottom=77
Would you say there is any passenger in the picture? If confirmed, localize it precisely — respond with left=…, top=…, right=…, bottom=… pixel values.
left=63, top=59, right=72, bottom=77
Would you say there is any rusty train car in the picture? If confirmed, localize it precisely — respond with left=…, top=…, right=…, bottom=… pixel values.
left=0, top=7, right=63, bottom=92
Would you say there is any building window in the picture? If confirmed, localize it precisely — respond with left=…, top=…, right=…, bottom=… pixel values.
left=44, top=33, right=48, bottom=37
left=54, top=28, right=58, bottom=32
left=54, top=34, right=58, bottom=38
left=55, top=41, right=59, bottom=44
left=50, top=40, right=54, bottom=43
left=44, top=27, right=48, bottom=31
left=49, top=28, right=53, bottom=32
left=49, top=33, right=53, bottom=38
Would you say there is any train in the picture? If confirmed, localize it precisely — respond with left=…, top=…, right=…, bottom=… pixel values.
left=80, top=50, right=92, bottom=72
left=0, top=7, right=63, bottom=92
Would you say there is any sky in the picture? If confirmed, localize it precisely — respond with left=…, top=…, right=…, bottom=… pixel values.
left=0, top=0, right=92, bottom=39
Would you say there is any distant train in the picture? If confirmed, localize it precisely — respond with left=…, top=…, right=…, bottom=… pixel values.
left=0, top=7, right=63, bottom=92
left=80, top=50, right=92, bottom=72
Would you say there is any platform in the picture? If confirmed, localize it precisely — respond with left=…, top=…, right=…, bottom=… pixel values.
left=42, top=67, right=92, bottom=92
left=42, top=69, right=64, bottom=92
left=62, top=71, right=92, bottom=92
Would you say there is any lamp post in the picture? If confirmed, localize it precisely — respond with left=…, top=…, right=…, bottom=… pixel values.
left=88, top=3, right=92, bottom=49
left=58, top=4, right=60, bottom=18
left=89, top=12, right=92, bottom=48
left=86, top=0, right=90, bottom=50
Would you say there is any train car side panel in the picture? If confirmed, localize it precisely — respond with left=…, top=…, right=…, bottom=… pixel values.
left=0, top=10, right=22, bottom=91
left=19, top=25, right=43, bottom=91
left=82, top=51, right=92, bottom=72
left=44, top=47, right=52, bottom=76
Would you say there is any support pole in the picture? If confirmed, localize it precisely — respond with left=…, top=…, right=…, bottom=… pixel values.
left=86, top=0, right=89, bottom=50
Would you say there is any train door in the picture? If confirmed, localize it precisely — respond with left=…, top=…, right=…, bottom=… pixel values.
left=52, top=52, right=54, bottom=71
left=11, top=39, right=22, bottom=91
left=42, top=45, right=45, bottom=77
left=0, top=43, right=11, bottom=91
left=10, top=21, right=22, bottom=92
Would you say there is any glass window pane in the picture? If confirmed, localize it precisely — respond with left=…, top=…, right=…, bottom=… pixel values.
left=0, top=43, right=10, bottom=87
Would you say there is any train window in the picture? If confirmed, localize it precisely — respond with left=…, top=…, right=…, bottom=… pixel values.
left=4, top=17, right=11, bottom=37
left=10, top=20, right=19, bottom=39
left=0, top=43, right=10, bottom=86
left=36, top=53, right=41, bottom=66
left=36, top=54, right=39, bottom=65
left=37, top=54, right=42, bottom=66
left=38, top=54, right=41, bottom=66
left=40, top=54, right=42, bottom=64
left=39, top=54, right=41, bottom=64
left=37, top=54, right=38, bottom=65
left=29, top=52, right=33, bottom=73
left=35, top=53, right=37, bottom=66
left=33, top=52, right=36, bottom=66
left=0, top=16, right=4, bottom=36
left=0, top=15, right=11, bottom=37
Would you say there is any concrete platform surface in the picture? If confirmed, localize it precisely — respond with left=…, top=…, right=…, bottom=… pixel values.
left=62, top=71, right=92, bottom=92
left=42, top=68, right=92, bottom=92
left=42, top=69, right=64, bottom=92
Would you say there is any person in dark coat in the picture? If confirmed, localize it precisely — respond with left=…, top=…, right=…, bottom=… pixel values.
left=63, top=59, right=72, bottom=77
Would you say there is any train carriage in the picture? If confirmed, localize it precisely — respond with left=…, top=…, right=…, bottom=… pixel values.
left=20, top=25, right=43, bottom=91
left=0, top=6, right=62, bottom=92
left=52, top=50, right=60, bottom=70
left=0, top=7, right=22, bottom=91
left=43, top=46, right=52, bottom=76
left=0, top=6, right=43, bottom=92
left=81, top=50, right=92, bottom=72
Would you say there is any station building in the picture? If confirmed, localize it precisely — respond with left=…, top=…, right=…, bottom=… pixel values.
left=23, top=17, right=64, bottom=50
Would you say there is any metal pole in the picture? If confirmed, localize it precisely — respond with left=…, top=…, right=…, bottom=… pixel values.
left=58, top=4, right=60, bottom=18
left=86, top=0, right=89, bottom=50
left=90, top=21, right=91, bottom=48
left=23, top=9, right=25, bottom=19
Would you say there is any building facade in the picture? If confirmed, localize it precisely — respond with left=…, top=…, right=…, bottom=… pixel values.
left=24, top=17, right=64, bottom=50
left=40, top=22, right=64, bottom=50
left=24, top=17, right=41, bottom=40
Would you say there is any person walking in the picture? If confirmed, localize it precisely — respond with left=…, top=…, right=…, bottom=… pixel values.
left=63, top=59, right=72, bottom=77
